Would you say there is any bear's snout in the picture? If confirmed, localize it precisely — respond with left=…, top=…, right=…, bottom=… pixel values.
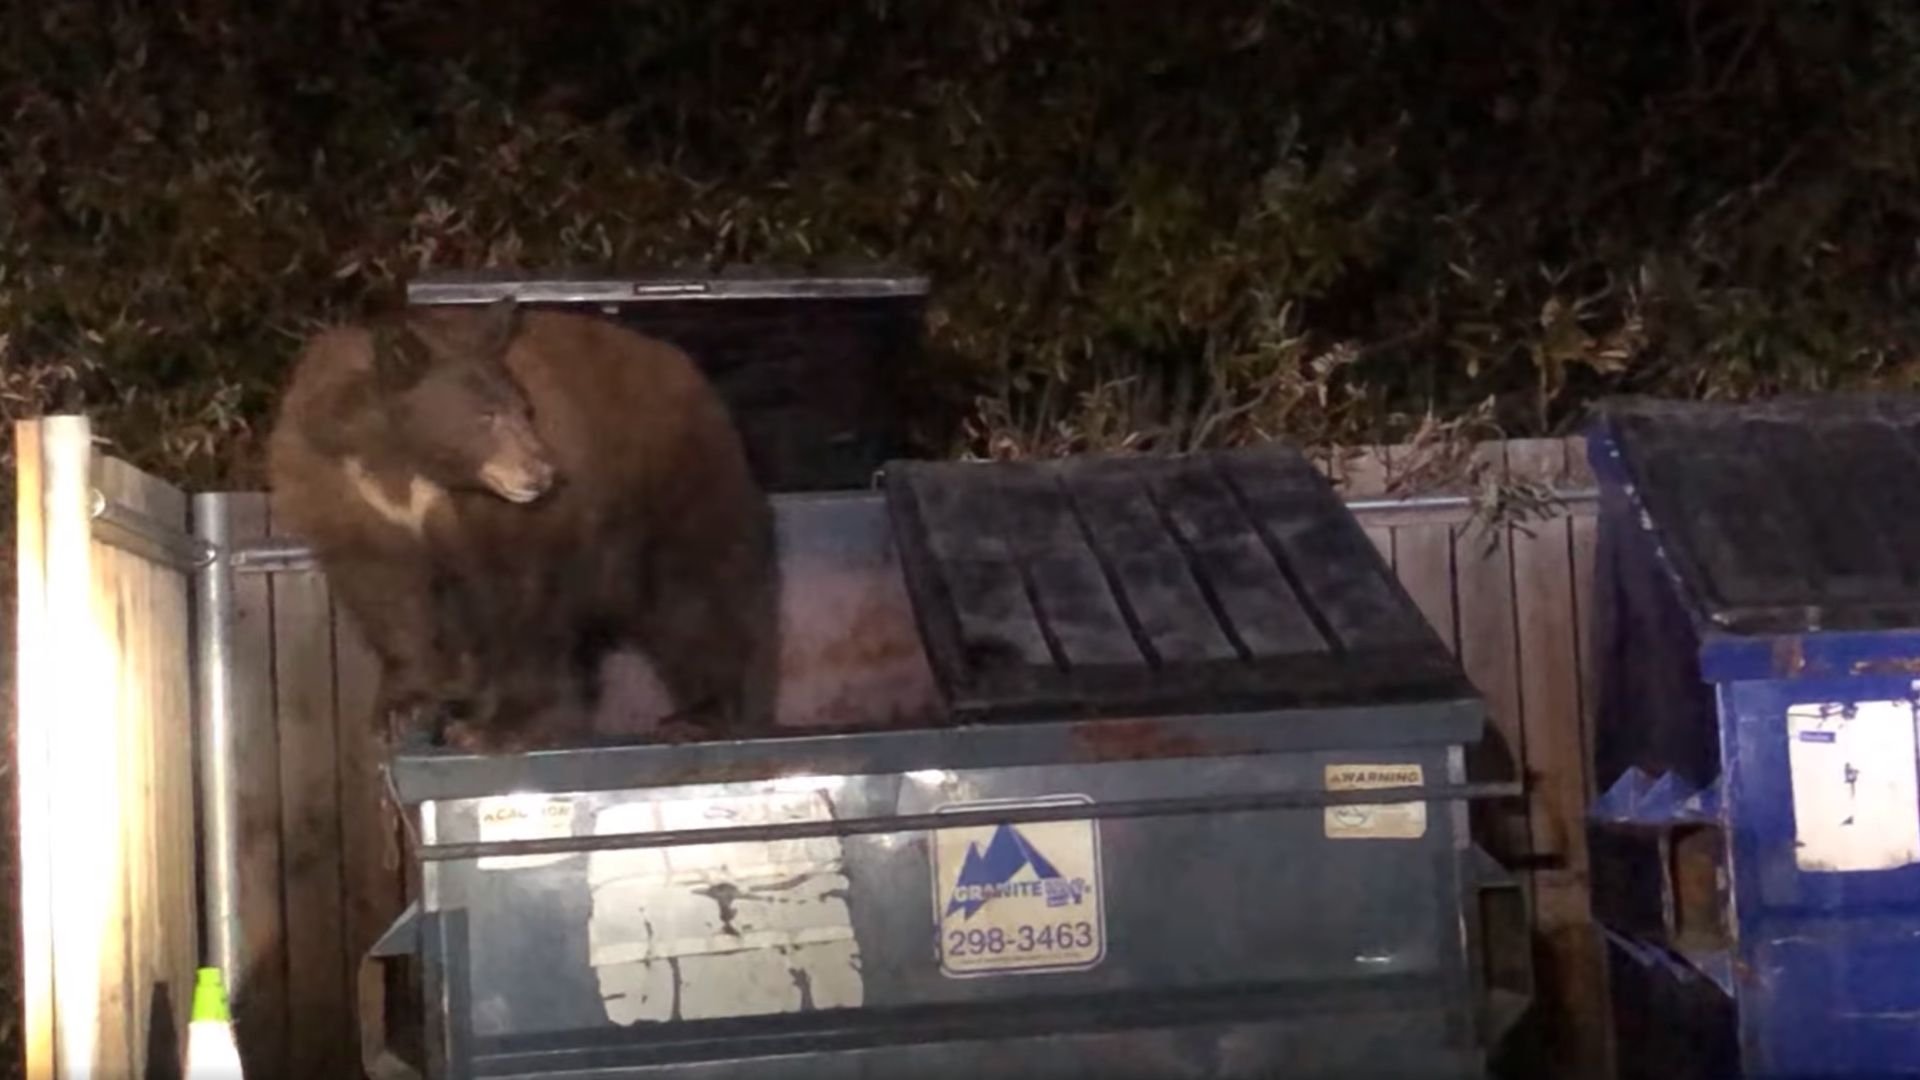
left=478, top=449, right=559, bottom=505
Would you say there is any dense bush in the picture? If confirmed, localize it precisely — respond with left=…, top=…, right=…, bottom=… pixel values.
left=6, top=0, right=1918, bottom=487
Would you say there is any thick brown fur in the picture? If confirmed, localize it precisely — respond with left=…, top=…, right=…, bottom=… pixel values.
left=266, top=297, right=781, bottom=752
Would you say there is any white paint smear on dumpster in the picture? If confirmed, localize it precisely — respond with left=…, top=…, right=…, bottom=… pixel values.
left=586, top=789, right=863, bottom=1024
left=1787, top=700, right=1920, bottom=873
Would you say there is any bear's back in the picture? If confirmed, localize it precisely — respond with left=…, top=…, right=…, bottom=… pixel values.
left=497, top=309, right=757, bottom=510
left=267, top=324, right=378, bottom=454
left=265, top=324, right=413, bottom=551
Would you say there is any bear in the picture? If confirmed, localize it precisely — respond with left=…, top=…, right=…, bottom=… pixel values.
left=265, top=294, right=782, bottom=753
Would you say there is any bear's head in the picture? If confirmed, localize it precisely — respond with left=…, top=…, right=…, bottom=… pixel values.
left=371, top=296, right=559, bottom=504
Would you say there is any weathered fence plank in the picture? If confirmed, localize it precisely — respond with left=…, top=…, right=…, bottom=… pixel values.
left=96, top=455, right=199, bottom=1076
left=14, top=419, right=57, bottom=1080
left=268, top=505, right=354, bottom=1080
left=1329, top=436, right=1608, bottom=1077
left=334, top=609, right=410, bottom=1068
left=1333, top=447, right=1396, bottom=563
left=1510, top=440, right=1584, bottom=866
left=1506, top=438, right=1609, bottom=1079
left=13, top=417, right=200, bottom=1080
left=226, top=493, right=290, bottom=1080
left=1453, top=442, right=1530, bottom=862
left=1562, top=437, right=1612, bottom=1080
left=225, top=489, right=405, bottom=1079
left=1393, top=519, right=1460, bottom=656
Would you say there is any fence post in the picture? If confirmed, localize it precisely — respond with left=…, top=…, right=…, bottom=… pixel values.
left=17, top=415, right=128, bottom=1077
left=193, top=493, right=243, bottom=998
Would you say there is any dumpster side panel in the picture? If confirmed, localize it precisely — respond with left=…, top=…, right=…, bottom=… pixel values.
left=1723, top=675, right=1920, bottom=1077
left=1588, top=451, right=1740, bottom=1080
left=413, top=742, right=1489, bottom=1079
left=1587, top=467, right=1722, bottom=794
left=1601, top=942, right=1739, bottom=1080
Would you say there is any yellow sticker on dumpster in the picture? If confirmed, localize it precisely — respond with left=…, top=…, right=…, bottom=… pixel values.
left=476, top=794, right=578, bottom=870
left=930, top=795, right=1106, bottom=978
left=1324, top=763, right=1427, bottom=840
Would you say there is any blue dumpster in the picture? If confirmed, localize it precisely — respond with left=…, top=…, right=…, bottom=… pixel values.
left=1586, top=394, right=1920, bottom=1079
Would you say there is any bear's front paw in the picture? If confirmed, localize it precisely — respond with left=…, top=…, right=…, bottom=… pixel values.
left=386, top=700, right=454, bottom=744
left=435, top=650, right=489, bottom=701
left=437, top=718, right=503, bottom=754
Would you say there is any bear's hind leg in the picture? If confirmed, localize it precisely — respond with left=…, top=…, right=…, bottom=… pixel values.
left=441, top=619, right=597, bottom=753
left=640, top=575, right=780, bottom=739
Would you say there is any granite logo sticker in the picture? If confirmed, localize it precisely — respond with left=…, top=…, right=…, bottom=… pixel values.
left=930, top=795, right=1106, bottom=977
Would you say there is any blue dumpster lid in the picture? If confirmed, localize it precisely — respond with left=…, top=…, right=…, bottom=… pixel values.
left=880, top=444, right=1480, bottom=734
left=1588, top=393, right=1920, bottom=680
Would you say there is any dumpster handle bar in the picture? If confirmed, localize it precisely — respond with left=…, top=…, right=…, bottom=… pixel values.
left=415, top=780, right=1524, bottom=862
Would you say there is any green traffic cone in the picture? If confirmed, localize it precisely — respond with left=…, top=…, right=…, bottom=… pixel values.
left=191, top=967, right=231, bottom=1025
left=185, top=966, right=243, bottom=1078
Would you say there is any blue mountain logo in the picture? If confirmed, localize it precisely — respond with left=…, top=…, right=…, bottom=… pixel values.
left=944, top=823, right=1088, bottom=920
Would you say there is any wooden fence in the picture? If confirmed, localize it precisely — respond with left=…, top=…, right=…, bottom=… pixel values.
left=217, top=491, right=404, bottom=1080
left=12, top=426, right=1612, bottom=1080
left=1327, top=436, right=1609, bottom=1079
left=13, top=417, right=200, bottom=1080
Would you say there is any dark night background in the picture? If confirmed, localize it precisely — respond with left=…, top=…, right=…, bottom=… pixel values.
left=2, top=0, right=1918, bottom=1073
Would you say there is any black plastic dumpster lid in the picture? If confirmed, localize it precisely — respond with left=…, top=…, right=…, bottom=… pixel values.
left=881, top=444, right=1476, bottom=725
left=404, top=266, right=931, bottom=493
left=1594, top=393, right=1920, bottom=635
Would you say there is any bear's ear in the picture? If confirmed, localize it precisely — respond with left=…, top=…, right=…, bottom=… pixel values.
left=470, top=295, right=522, bottom=357
left=370, top=322, right=433, bottom=391
left=405, top=296, right=522, bottom=366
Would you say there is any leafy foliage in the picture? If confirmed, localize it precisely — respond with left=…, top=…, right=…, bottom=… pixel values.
left=3, top=0, right=1915, bottom=492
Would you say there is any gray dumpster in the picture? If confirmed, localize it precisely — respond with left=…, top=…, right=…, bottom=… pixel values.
left=361, top=444, right=1532, bottom=1080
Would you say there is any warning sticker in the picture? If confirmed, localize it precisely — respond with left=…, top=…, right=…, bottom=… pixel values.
left=930, top=795, right=1106, bottom=979
left=1324, top=763, right=1428, bottom=840
left=475, top=794, right=578, bottom=870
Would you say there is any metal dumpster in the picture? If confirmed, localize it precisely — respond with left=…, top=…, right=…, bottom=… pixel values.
left=361, top=444, right=1532, bottom=1079
left=1586, top=394, right=1920, bottom=1079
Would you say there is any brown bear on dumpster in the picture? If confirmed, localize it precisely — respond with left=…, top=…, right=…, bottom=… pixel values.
left=265, top=294, right=781, bottom=752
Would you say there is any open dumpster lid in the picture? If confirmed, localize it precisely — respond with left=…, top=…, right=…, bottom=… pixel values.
left=405, top=266, right=931, bottom=493
left=880, top=444, right=1476, bottom=725
left=1590, top=393, right=1920, bottom=637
